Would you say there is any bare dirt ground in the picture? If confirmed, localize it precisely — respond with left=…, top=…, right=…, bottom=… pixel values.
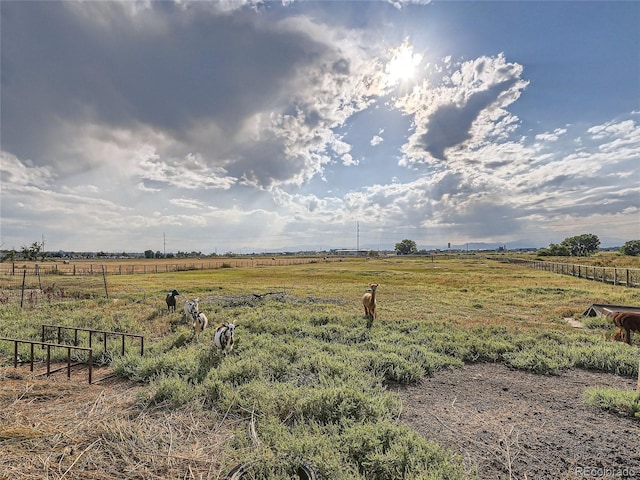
left=395, top=362, right=640, bottom=480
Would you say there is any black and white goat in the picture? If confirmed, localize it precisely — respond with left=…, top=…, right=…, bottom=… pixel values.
left=214, top=323, right=236, bottom=356
left=193, top=311, right=208, bottom=341
left=166, top=289, right=180, bottom=312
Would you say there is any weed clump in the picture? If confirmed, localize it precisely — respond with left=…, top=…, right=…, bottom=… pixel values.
left=583, top=387, right=640, bottom=418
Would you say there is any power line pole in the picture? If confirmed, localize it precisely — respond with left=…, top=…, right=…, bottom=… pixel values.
left=163, top=232, right=166, bottom=257
left=357, top=221, right=360, bottom=252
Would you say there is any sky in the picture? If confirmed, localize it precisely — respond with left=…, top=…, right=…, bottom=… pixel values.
left=1, top=0, right=639, bottom=254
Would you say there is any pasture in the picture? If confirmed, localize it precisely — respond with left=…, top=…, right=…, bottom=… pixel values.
left=1, top=255, right=639, bottom=479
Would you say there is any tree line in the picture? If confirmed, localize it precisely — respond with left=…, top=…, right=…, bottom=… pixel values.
left=393, top=235, right=640, bottom=257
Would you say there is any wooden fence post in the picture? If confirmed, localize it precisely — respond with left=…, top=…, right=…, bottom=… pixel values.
left=102, top=265, right=109, bottom=299
left=20, top=269, right=26, bottom=309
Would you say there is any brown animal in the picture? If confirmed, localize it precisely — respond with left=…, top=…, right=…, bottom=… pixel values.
left=362, top=283, right=379, bottom=322
left=609, top=311, right=640, bottom=345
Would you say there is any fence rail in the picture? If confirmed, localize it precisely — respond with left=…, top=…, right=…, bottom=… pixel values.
left=0, top=337, right=94, bottom=383
left=41, top=324, right=144, bottom=356
left=503, top=258, right=640, bottom=287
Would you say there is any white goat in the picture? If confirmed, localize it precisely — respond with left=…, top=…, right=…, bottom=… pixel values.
left=214, top=323, right=236, bottom=356
left=184, top=298, right=200, bottom=322
left=362, top=283, right=379, bottom=322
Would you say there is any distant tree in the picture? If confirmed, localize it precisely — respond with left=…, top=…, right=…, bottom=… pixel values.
left=166, top=253, right=175, bottom=259
left=1, top=249, right=17, bottom=262
left=561, top=234, right=600, bottom=257
left=154, top=251, right=164, bottom=259
left=620, top=240, right=640, bottom=256
left=144, top=249, right=154, bottom=259
left=21, top=241, right=43, bottom=261
left=395, top=239, right=418, bottom=255
left=537, top=243, right=571, bottom=257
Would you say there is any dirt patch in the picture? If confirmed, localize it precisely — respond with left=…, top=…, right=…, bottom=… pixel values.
left=564, top=317, right=586, bottom=329
left=395, top=363, right=640, bottom=479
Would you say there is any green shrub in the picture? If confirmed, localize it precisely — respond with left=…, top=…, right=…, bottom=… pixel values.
left=583, top=387, right=640, bottom=418
left=298, top=385, right=399, bottom=425
left=149, top=375, right=199, bottom=408
left=341, top=421, right=467, bottom=479
left=570, top=343, right=639, bottom=376
left=581, top=315, right=613, bottom=330
left=359, top=350, right=426, bottom=384
left=502, top=344, right=573, bottom=374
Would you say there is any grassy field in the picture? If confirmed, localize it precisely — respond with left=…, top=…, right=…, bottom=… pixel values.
left=1, top=256, right=639, bottom=479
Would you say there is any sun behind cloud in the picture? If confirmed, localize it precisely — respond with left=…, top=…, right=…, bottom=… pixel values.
left=385, top=40, right=422, bottom=85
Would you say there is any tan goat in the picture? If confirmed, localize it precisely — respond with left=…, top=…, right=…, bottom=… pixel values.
left=362, top=283, right=379, bottom=323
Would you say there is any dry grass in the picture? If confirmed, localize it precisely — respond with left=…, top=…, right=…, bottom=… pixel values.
left=0, top=368, right=236, bottom=480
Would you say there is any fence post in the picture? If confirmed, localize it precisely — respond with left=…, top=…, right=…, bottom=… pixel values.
left=20, top=269, right=26, bottom=309
left=88, top=350, right=93, bottom=384
left=66, top=347, right=71, bottom=380
left=36, top=264, right=42, bottom=291
left=102, top=265, right=109, bottom=299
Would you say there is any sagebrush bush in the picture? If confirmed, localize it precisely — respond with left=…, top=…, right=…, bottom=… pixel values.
left=150, top=374, right=200, bottom=408
left=341, top=421, right=466, bottom=480
left=583, top=387, right=640, bottom=418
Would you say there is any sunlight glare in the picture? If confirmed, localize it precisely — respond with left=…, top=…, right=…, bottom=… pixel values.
left=385, top=41, right=422, bottom=85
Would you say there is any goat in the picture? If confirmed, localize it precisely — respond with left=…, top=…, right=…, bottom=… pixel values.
left=610, top=311, right=640, bottom=345
left=362, top=283, right=379, bottom=323
left=184, top=298, right=200, bottom=322
left=166, top=289, right=180, bottom=312
left=193, top=311, right=208, bottom=340
left=214, top=323, right=236, bottom=356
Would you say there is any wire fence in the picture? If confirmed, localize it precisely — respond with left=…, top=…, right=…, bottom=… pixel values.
left=0, top=256, right=338, bottom=276
left=0, top=257, right=342, bottom=309
left=0, top=267, right=135, bottom=309
left=502, top=258, right=640, bottom=287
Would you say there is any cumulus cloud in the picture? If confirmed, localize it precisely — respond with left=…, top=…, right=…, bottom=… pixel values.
left=1, top=1, right=637, bottom=252
left=535, top=128, right=568, bottom=142
left=397, top=54, right=528, bottom=164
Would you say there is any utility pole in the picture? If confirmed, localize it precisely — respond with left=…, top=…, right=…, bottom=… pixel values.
left=163, top=232, right=166, bottom=257
left=357, top=221, right=360, bottom=252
